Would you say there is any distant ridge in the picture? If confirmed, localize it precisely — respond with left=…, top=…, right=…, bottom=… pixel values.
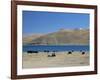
left=23, top=29, right=89, bottom=45
left=23, top=34, right=43, bottom=45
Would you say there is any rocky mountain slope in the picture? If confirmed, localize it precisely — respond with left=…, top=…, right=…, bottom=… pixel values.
left=25, top=29, right=89, bottom=45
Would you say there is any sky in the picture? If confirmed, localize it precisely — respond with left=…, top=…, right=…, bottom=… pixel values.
left=22, top=11, right=89, bottom=34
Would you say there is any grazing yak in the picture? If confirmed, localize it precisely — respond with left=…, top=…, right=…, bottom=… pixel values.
left=68, top=51, right=72, bottom=54
left=48, top=51, right=56, bottom=57
left=27, top=51, right=38, bottom=54
left=82, top=52, right=85, bottom=55
left=80, top=50, right=86, bottom=55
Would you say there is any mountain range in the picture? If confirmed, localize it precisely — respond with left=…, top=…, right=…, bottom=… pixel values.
left=23, top=29, right=89, bottom=45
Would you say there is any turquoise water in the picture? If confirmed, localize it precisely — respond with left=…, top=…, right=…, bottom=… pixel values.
left=23, top=45, right=89, bottom=52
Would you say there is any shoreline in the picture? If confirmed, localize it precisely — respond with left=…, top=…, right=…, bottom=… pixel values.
left=22, top=51, right=89, bottom=69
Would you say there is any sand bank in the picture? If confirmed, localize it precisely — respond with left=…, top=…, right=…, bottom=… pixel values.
left=22, top=51, right=89, bottom=68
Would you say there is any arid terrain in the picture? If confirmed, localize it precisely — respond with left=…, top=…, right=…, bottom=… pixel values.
left=22, top=51, right=89, bottom=68
left=23, top=29, right=89, bottom=45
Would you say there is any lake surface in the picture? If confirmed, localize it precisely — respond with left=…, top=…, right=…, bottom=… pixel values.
left=23, top=45, right=89, bottom=52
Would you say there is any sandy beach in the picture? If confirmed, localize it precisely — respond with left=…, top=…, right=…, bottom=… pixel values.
left=22, top=51, right=89, bottom=69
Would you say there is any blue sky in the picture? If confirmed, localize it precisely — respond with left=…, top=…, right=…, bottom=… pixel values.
left=22, top=11, right=89, bottom=34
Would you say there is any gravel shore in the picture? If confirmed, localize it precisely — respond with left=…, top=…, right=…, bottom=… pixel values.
left=22, top=51, right=89, bottom=68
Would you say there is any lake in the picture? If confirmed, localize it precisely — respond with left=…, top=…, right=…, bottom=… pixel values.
left=23, top=45, right=89, bottom=52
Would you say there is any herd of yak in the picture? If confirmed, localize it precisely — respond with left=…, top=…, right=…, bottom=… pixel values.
left=27, top=50, right=86, bottom=57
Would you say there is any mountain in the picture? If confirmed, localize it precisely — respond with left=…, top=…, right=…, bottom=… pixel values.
left=27, top=29, right=89, bottom=45
left=23, top=34, right=43, bottom=45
